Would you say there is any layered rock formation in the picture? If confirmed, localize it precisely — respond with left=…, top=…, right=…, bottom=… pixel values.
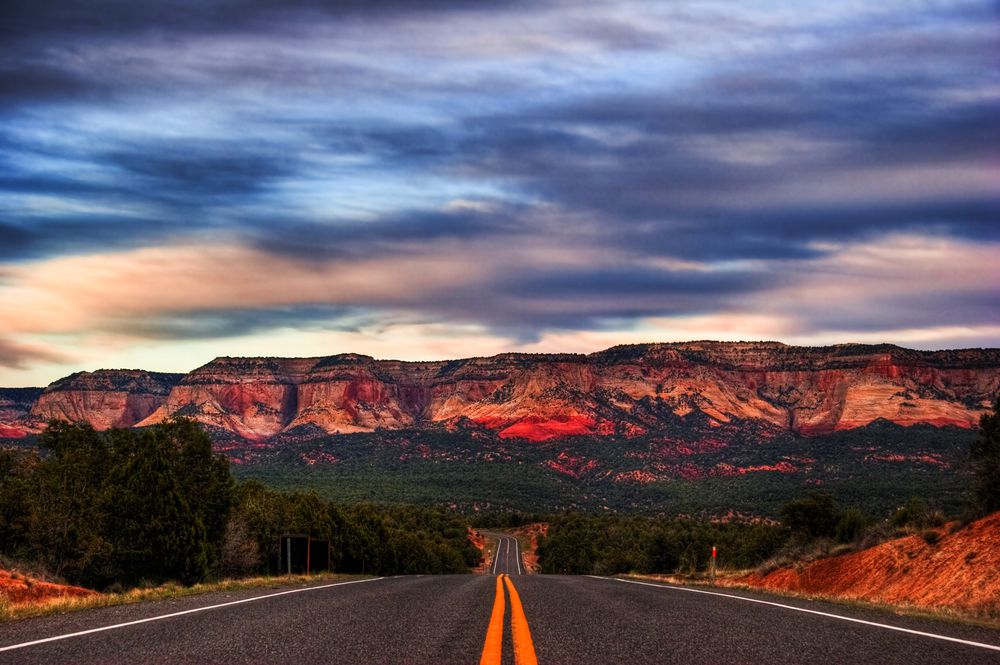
left=3, top=342, right=998, bottom=442
left=0, top=388, right=44, bottom=438
left=29, top=370, right=183, bottom=431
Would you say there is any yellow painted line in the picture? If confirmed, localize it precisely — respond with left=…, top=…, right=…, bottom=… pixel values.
left=479, top=574, right=506, bottom=665
left=503, top=574, right=539, bottom=665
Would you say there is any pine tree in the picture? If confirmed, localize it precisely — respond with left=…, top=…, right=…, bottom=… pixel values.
left=106, top=427, right=209, bottom=586
left=971, top=398, right=1000, bottom=516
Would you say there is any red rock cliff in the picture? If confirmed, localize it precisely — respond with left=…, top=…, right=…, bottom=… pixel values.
left=30, top=370, right=182, bottom=431
left=10, top=342, right=999, bottom=441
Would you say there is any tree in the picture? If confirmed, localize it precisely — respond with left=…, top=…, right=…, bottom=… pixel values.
left=164, top=419, right=233, bottom=572
left=780, top=492, right=839, bottom=540
left=835, top=507, right=868, bottom=543
left=13, top=419, right=234, bottom=588
left=29, top=421, right=112, bottom=581
left=102, top=426, right=206, bottom=586
left=971, top=398, right=1000, bottom=516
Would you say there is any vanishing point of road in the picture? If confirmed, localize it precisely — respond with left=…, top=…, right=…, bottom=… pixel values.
left=0, top=534, right=997, bottom=664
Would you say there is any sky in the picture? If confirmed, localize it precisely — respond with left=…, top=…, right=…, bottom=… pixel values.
left=1, top=0, right=998, bottom=386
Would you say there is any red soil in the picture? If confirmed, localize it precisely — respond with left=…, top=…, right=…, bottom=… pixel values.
left=0, top=568, right=97, bottom=606
left=545, top=452, right=600, bottom=478
left=730, top=512, right=1000, bottom=615
left=511, top=523, right=549, bottom=573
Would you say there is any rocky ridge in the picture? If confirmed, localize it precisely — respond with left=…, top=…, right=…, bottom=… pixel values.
left=2, top=342, right=997, bottom=442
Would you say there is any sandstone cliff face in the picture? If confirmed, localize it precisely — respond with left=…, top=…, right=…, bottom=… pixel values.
left=30, top=370, right=182, bottom=431
left=0, top=388, right=44, bottom=438
left=14, top=342, right=1000, bottom=441
left=138, top=358, right=310, bottom=441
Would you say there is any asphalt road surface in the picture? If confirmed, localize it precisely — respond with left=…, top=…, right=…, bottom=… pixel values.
left=1, top=574, right=998, bottom=664
left=484, top=533, right=524, bottom=575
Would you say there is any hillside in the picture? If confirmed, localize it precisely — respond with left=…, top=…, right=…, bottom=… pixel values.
left=730, top=512, right=1000, bottom=619
left=2, top=342, right=997, bottom=443
left=0, top=568, right=97, bottom=607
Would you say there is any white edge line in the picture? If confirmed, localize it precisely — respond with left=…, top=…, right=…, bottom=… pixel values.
left=588, top=576, right=1000, bottom=653
left=0, top=577, right=385, bottom=653
left=515, top=538, right=522, bottom=575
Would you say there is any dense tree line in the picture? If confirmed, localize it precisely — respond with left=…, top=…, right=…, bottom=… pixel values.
left=0, top=420, right=230, bottom=588
left=225, top=482, right=480, bottom=576
left=536, top=514, right=785, bottom=575
left=0, top=420, right=479, bottom=590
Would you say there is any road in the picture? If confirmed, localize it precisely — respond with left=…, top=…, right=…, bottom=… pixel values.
left=484, top=533, right=524, bottom=575
left=0, top=574, right=998, bottom=663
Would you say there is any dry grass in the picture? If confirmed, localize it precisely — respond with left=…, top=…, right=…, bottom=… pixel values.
left=621, top=572, right=1000, bottom=630
left=0, top=572, right=364, bottom=622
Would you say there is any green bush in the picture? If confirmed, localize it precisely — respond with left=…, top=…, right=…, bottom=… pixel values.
left=780, top=492, right=839, bottom=540
left=835, top=507, right=868, bottom=543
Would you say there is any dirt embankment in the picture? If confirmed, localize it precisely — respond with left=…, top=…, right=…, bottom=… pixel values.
left=512, top=523, right=549, bottom=573
left=0, top=568, right=98, bottom=607
left=728, top=512, right=1000, bottom=617
left=468, top=528, right=489, bottom=573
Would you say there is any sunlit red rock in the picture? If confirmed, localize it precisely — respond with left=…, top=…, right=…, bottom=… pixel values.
left=30, top=371, right=181, bottom=430
left=9, top=342, right=999, bottom=441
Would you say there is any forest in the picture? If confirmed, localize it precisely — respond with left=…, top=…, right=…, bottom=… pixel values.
left=0, top=420, right=479, bottom=590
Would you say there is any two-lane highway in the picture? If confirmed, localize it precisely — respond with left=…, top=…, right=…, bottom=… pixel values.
left=1, top=573, right=998, bottom=664
left=485, top=533, right=524, bottom=575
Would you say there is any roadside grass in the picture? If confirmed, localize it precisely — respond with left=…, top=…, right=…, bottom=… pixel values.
left=0, top=572, right=366, bottom=622
left=619, top=572, right=1000, bottom=631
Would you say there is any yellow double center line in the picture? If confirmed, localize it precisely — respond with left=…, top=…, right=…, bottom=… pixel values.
left=479, top=574, right=538, bottom=665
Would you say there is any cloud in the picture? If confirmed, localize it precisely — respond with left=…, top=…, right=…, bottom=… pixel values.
left=110, top=304, right=375, bottom=340
left=0, top=0, right=997, bottom=383
left=0, top=338, right=70, bottom=370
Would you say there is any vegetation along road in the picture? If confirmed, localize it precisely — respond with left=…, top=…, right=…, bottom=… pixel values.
left=0, top=537, right=997, bottom=664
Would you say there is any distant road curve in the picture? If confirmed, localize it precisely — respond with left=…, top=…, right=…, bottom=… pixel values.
left=483, top=532, right=524, bottom=576
left=0, top=574, right=998, bottom=664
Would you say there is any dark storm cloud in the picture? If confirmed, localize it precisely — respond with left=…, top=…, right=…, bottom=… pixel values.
left=504, top=266, right=772, bottom=300
left=0, top=338, right=68, bottom=369
left=109, top=304, right=372, bottom=340
left=0, top=219, right=195, bottom=264
left=455, top=74, right=1000, bottom=259
left=0, top=131, right=304, bottom=260
left=242, top=206, right=519, bottom=260
left=785, top=287, right=1000, bottom=336
left=102, top=142, right=298, bottom=201
left=611, top=197, right=1000, bottom=262
left=0, top=63, right=108, bottom=105
left=2, top=0, right=521, bottom=40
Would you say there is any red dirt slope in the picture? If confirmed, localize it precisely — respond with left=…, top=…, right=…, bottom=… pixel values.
left=512, top=523, right=549, bottom=573
left=0, top=568, right=98, bottom=606
left=732, top=512, right=1000, bottom=615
